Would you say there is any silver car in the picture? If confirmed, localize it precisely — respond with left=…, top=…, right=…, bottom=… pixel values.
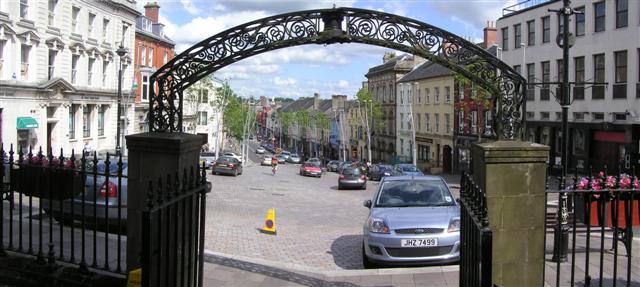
left=362, top=176, right=460, bottom=268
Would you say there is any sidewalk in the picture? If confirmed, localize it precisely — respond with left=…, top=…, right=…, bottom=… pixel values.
left=203, top=252, right=459, bottom=287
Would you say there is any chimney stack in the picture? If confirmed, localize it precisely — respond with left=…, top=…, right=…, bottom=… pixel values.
left=483, top=20, right=497, bottom=49
left=144, top=2, right=160, bottom=24
left=313, top=93, right=320, bottom=110
left=382, top=52, right=396, bottom=63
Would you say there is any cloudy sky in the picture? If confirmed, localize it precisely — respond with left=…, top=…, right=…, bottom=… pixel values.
left=138, top=0, right=516, bottom=100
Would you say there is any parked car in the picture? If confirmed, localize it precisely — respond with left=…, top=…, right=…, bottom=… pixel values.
left=212, top=156, right=243, bottom=176
left=256, top=147, right=266, bottom=154
left=43, top=161, right=129, bottom=228
left=199, top=152, right=216, bottom=169
left=326, top=160, right=341, bottom=172
left=281, top=151, right=291, bottom=160
left=261, top=155, right=273, bottom=166
left=393, top=164, right=424, bottom=177
left=362, top=176, right=460, bottom=268
left=287, top=154, right=302, bottom=164
left=369, top=164, right=400, bottom=181
left=338, top=162, right=353, bottom=174
left=299, top=162, right=322, bottom=177
left=306, top=157, right=321, bottom=166
left=277, top=154, right=286, bottom=164
left=338, top=167, right=367, bottom=190
left=221, top=152, right=242, bottom=163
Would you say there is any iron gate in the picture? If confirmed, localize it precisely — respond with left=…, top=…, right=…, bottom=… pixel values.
left=545, top=166, right=638, bottom=286
left=459, top=172, right=493, bottom=287
left=141, top=163, right=210, bottom=287
left=1, top=145, right=127, bottom=276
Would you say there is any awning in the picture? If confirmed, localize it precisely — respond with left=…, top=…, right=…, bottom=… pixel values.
left=16, top=117, right=39, bottom=129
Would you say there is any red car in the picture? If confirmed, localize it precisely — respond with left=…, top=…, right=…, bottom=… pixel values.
left=299, top=162, right=322, bottom=177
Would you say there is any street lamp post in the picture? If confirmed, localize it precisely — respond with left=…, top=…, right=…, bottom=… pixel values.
left=550, top=0, right=576, bottom=263
left=115, top=43, right=128, bottom=155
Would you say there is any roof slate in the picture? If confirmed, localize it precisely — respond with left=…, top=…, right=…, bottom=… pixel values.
left=398, top=61, right=453, bottom=83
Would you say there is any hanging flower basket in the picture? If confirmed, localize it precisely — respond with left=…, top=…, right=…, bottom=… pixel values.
left=572, top=172, right=640, bottom=228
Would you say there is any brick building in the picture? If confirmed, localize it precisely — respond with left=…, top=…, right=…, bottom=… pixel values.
left=133, top=2, right=174, bottom=133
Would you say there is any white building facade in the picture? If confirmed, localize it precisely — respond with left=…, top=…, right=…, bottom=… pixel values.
left=497, top=0, right=640, bottom=173
left=0, top=0, right=138, bottom=155
left=182, top=75, right=224, bottom=152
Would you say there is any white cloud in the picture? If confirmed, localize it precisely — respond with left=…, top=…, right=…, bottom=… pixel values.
left=428, top=0, right=517, bottom=34
left=165, top=11, right=270, bottom=53
left=211, top=0, right=356, bottom=14
left=273, top=77, right=297, bottom=86
left=337, top=80, right=349, bottom=88
left=136, top=0, right=201, bottom=15
left=180, top=0, right=201, bottom=14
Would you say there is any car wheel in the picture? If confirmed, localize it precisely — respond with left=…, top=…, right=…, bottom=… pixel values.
left=362, top=243, right=377, bottom=269
left=233, top=170, right=238, bottom=177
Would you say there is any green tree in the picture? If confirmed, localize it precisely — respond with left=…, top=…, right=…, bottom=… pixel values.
left=216, top=84, right=249, bottom=140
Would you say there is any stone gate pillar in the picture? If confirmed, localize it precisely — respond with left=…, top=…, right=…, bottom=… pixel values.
left=125, top=132, right=203, bottom=271
left=471, top=141, right=549, bottom=287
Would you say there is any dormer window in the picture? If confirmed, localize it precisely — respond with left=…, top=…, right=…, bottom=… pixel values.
left=141, top=17, right=152, bottom=32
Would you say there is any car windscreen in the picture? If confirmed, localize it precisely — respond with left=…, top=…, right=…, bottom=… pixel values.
left=399, top=165, right=419, bottom=172
left=378, top=165, right=392, bottom=171
left=307, top=162, right=320, bottom=167
left=342, top=168, right=361, bottom=175
left=216, top=157, right=234, bottom=163
left=375, top=180, right=455, bottom=207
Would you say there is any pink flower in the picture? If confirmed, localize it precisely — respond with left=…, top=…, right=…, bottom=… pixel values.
left=605, top=176, right=616, bottom=189
left=619, top=174, right=631, bottom=189
left=577, top=178, right=589, bottom=190
left=591, top=178, right=602, bottom=190
left=598, top=171, right=605, bottom=178
left=634, top=178, right=640, bottom=189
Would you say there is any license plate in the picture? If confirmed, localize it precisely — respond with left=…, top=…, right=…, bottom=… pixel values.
left=218, top=164, right=227, bottom=167
left=401, top=238, right=438, bottom=247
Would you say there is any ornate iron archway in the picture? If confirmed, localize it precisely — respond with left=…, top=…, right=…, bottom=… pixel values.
left=149, top=7, right=525, bottom=140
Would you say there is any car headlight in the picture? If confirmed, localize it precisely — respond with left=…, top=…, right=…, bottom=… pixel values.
left=368, top=217, right=390, bottom=234
left=383, top=172, right=390, bottom=176
left=447, top=217, right=460, bottom=233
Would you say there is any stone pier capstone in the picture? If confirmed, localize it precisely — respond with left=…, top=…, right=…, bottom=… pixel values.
left=471, top=141, right=549, bottom=287
left=125, top=132, right=203, bottom=271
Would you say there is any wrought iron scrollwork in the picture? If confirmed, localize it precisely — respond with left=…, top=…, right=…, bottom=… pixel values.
left=149, top=7, right=526, bottom=140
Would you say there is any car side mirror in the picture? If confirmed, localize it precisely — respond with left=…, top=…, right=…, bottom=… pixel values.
left=455, top=198, right=460, bottom=204
left=363, top=199, right=372, bottom=209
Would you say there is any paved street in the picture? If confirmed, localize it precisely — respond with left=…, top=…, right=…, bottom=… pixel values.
left=204, top=141, right=381, bottom=270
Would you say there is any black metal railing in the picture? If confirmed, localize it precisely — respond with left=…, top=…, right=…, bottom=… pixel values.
left=141, top=163, right=210, bottom=287
left=459, top=172, right=493, bottom=287
left=1, top=144, right=127, bottom=275
left=545, top=166, right=638, bottom=286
